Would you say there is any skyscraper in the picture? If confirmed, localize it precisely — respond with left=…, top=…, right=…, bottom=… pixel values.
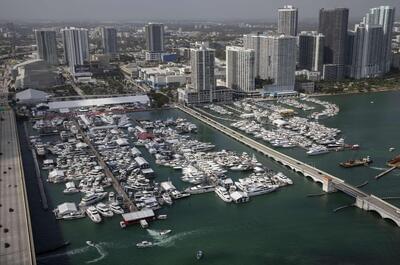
left=298, top=31, right=324, bottom=72
left=364, top=6, right=395, bottom=73
left=319, top=8, right=349, bottom=65
left=350, top=23, right=383, bottom=79
left=259, top=35, right=297, bottom=91
left=34, top=29, right=58, bottom=65
left=62, top=27, right=90, bottom=71
left=278, top=5, right=298, bottom=36
left=243, top=32, right=262, bottom=78
left=226, top=46, right=255, bottom=93
left=190, top=45, right=215, bottom=92
left=145, top=23, right=164, bottom=53
left=101, top=27, right=118, bottom=57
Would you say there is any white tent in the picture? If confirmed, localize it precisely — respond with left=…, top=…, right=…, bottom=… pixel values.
left=57, top=202, right=78, bottom=215
left=16, top=88, right=50, bottom=105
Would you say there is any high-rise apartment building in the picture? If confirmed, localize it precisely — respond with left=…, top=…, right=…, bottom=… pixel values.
left=226, top=46, right=255, bottom=93
left=34, top=29, right=58, bottom=65
left=62, top=27, right=90, bottom=70
left=298, top=31, right=324, bottom=72
left=259, top=35, right=297, bottom=91
left=278, top=5, right=298, bottom=36
left=101, top=27, right=118, bottom=57
left=190, top=45, right=215, bottom=92
left=350, top=23, right=383, bottom=79
left=364, top=6, right=395, bottom=73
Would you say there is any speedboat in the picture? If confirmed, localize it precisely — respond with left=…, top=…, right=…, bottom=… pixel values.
left=136, top=241, right=153, bottom=248
left=159, top=229, right=172, bottom=236
left=157, top=214, right=167, bottom=220
left=196, top=250, right=203, bottom=260
left=86, top=206, right=102, bottom=223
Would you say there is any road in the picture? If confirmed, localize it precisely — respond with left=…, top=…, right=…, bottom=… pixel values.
left=0, top=109, right=36, bottom=265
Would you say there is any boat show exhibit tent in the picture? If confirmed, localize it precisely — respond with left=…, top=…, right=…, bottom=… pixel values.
left=47, top=95, right=150, bottom=110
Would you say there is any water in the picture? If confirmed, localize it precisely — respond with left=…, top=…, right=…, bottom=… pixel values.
left=27, top=91, right=400, bottom=265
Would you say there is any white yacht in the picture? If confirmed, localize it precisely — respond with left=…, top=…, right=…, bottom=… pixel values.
left=306, top=146, right=329, bottom=156
left=86, top=206, right=102, bottom=223
left=184, top=184, right=215, bottom=195
left=273, top=172, right=293, bottom=185
left=79, top=192, right=107, bottom=207
left=215, top=186, right=232, bottom=203
left=96, top=203, right=114, bottom=217
left=62, top=211, right=86, bottom=220
left=63, top=182, right=79, bottom=194
left=109, top=202, right=124, bottom=214
left=162, top=193, right=173, bottom=205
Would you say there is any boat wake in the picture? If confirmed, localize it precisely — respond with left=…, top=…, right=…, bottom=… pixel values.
left=369, top=166, right=389, bottom=171
left=86, top=242, right=108, bottom=264
left=37, top=246, right=91, bottom=260
left=147, top=229, right=198, bottom=247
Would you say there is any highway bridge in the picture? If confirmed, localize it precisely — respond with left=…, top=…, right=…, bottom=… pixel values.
left=177, top=104, right=400, bottom=227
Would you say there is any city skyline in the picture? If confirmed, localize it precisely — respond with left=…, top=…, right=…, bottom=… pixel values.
left=0, top=0, right=399, bottom=21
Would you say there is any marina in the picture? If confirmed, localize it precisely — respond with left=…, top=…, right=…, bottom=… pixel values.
left=17, top=92, right=400, bottom=265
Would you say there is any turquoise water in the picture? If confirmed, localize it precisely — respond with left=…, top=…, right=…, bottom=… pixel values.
left=35, top=91, right=400, bottom=265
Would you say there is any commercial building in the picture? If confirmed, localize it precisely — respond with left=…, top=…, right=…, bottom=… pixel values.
left=226, top=46, right=255, bottom=94
left=34, top=29, right=58, bottom=65
left=298, top=31, right=324, bottom=72
left=101, top=27, right=118, bottom=57
left=15, top=88, right=50, bottom=105
left=138, top=64, right=189, bottom=89
left=62, top=27, right=90, bottom=74
left=319, top=8, right=349, bottom=65
left=278, top=5, right=298, bottom=36
left=145, top=23, right=164, bottom=61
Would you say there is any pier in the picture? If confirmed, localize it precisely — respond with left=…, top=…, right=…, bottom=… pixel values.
left=177, top=104, right=400, bottom=227
left=0, top=109, right=36, bottom=265
left=73, top=120, right=137, bottom=212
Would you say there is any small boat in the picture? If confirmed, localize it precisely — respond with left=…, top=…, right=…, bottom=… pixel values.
left=136, top=241, right=153, bottom=248
left=389, top=147, right=396, bottom=152
left=196, top=250, right=203, bottom=260
left=86, top=241, right=95, bottom=247
left=157, top=214, right=167, bottom=220
left=159, top=229, right=171, bottom=236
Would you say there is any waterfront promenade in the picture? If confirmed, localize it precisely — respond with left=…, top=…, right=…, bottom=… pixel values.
left=0, top=109, right=36, bottom=265
left=177, top=104, right=400, bottom=227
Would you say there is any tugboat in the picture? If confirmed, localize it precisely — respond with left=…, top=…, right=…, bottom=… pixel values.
left=339, top=156, right=372, bottom=168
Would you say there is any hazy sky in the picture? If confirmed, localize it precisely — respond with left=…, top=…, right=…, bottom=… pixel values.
left=0, top=0, right=398, bottom=21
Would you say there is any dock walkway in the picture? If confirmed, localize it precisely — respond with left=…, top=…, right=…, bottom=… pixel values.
left=177, top=104, right=400, bottom=227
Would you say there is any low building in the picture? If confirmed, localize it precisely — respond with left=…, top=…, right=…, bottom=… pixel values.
left=295, top=81, right=315, bottom=94
left=13, top=59, right=60, bottom=90
left=16, top=88, right=50, bottom=105
left=120, top=63, right=139, bottom=79
left=323, top=64, right=345, bottom=81
left=139, top=64, right=189, bottom=89
left=178, top=86, right=233, bottom=105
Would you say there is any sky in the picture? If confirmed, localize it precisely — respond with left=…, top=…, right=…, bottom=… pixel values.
left=0, top=0, right=398, bottom=22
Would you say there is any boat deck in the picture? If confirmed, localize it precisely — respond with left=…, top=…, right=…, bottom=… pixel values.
left=0, top=109, right=36, bottom=265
